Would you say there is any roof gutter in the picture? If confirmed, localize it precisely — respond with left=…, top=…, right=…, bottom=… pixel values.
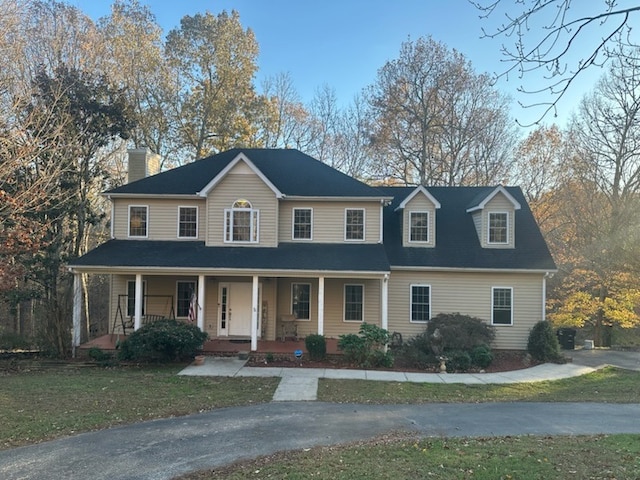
left=391, top=265, right=558, bottom=274
left=67, top=265, right=391, bottom=278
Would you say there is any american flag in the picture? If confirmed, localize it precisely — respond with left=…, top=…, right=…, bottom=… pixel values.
left=188, top=293, right=197, bottom=322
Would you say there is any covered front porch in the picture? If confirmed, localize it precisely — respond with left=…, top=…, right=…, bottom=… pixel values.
left=71, top=270, right=389, bottom=353
left=68, top=240, right=391, bottom=353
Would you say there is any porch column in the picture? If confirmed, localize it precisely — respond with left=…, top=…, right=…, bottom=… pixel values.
left=381, top=274, right=389, bottom=331
left=197, top=274, right=205, bottom=331
left=134, top=273, right=143, bottom=330
left=317, top=276, right=325, bottom=335
left=72, top=272, right=82, bottom=355
left=251, top=275, right=259, bottom=351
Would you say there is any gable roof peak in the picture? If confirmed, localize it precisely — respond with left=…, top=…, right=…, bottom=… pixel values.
left=466, top=185, right=522, bottom=213
left=394, top=185, right=441, bottom=211
left=197, top=151, right=283, bottom=198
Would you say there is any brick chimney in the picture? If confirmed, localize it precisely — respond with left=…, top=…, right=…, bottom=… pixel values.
left=127, top=148, right=160, bottom=183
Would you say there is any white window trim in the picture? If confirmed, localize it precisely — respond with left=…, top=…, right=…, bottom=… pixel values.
left=344, top=208, right=365, bottom=242
left=176, top=280, right=197, bottom=318
left=292, top=207, right=313, bottom=241
left=128, top=205, right=149, bottom=238
left=408, top=211, right=430, bottom=244
left=343, top=283, right=364, bottom=322
left=487, top=211, right=510, bottom=245
left=291, top=282, right=311, bottom=321
left=177, top=206, right=199, bottom=239
left=126, top=280, right=146, bottom=317
left=224, top=207, right=260, bottom=243
left=491, top=286, right=513, bottom=326
left=409, top=284, right=431, bottom=323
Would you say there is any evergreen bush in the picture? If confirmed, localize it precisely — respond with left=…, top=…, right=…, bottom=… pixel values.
left=118, top=319, right=208, bottom=363
left=527, top=320, right=561, bottom=362
left=305, top=334, right=327, bottom=361
left=471, top=344, right=493, bottom=369
left=447, top=350, right=472, bottom=372
left=338, top=323, right=392, bottom=368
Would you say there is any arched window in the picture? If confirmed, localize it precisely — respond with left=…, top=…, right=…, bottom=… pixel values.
left=225, top=199, right=259, bottom=243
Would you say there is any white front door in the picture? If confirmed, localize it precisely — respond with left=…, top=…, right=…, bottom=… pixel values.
left=219, top=282, right=260, bottom=337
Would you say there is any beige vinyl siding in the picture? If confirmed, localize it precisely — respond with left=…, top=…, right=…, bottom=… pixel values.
left=112, top=198, right=206, bottom=241
left=278, top=200, right=382, bottom=243
left=276, top=278, right=382, bottom=338
left=206, top=167, right=278, bottom=247
left=476, top=193, right=515, bottom=248
left=387, top=270, right=544, bottom=350
left=402, top=194, right=437, bottom=247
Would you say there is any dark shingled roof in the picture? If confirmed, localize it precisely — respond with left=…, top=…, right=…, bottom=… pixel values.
left=71, top=149, right=555, bottom=273
left=69, top=240, right=391, bottom=272
left=377, top=186, right=556, bottom=271
left=107, top=148, right=383, bottom=198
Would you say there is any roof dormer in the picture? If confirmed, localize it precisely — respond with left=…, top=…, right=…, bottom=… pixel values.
left=395, top=186, right=441, bottom=247
left=466, top=186, right=521, bottom=249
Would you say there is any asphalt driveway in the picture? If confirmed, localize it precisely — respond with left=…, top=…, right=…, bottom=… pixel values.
left=3, top=402, right=640, bottom=480
left=569, top=348, right=640, bottom=371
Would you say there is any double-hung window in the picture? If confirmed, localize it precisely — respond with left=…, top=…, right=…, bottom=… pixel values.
left=492, top=287, right=513, bottom=325
left=291, top=283, right=310, bottom=320
left=292, top=208, right=312, bottom=240
left=177, top=281, right=197, bottom=318
left=178, top=206, right=198, bottom=238
left=225, top=199, right=259, bottom=243
left=410, top=211, right=429, bottom=243
left=345, top=208, right=364, bottom=241
left=129, top=205, right=148, bottom=238
left=410, top=285, right=431, bottom=322
left=344, top=284, right=364, bottom=322
left=126, top=280, right=146, bottom=317
left=488, top=212, right=508, bottom=244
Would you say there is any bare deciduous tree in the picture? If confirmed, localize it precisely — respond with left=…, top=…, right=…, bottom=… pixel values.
left=472, top=0, right=640, bottom=123
left=367, top=35, right=515, bottom=186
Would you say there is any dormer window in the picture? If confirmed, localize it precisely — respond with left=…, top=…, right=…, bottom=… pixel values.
left=488, top=212, right=508, bottom=244
left=409, top=211, right=429, bottom=243
left=225, top=199, right=259, bottom=243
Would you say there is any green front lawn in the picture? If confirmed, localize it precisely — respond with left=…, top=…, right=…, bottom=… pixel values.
left=178, top=434, right=640, bottom=480
left=1, top=361, right=638, bottom=452
left=318, top=366, right=640, bottom=403
left=0, top=362, right=279, bottom=449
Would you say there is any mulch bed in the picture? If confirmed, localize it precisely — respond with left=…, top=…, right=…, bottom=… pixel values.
left=246, top=350, right=543, bottom=373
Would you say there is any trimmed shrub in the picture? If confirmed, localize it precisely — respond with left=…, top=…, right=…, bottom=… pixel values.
left=337, top=333, right=366, bottom=365
left=426, top=313, right=495, bottom=354
left=447, top=350, right=472, bottom=372
left=528, top=320, right=561, bottom=362
left=305, top=334, right=327, bottom=361
left=118, top=319, right=208, bottom=363
left=396, top=314, right=495, bottom=371
left=471, top=344, right=493, bottom=369
left=338, top=323, right=392, bottom=368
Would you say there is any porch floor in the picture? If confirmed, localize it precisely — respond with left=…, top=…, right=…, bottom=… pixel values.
left=79, top=334, right=341, bottom=356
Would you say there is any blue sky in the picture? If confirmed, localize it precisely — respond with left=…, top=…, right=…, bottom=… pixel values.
left=71, top=0, right=619, bottom=127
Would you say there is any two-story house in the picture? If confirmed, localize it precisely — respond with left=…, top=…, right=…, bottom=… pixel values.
left=68, top=148, right=556, bottom=352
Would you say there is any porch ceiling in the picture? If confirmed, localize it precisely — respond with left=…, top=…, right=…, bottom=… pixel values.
left=68, top=240, right=390, bottom=275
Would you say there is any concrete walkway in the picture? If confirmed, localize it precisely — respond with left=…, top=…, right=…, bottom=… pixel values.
left=178, top=357, right=598, bottom=401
